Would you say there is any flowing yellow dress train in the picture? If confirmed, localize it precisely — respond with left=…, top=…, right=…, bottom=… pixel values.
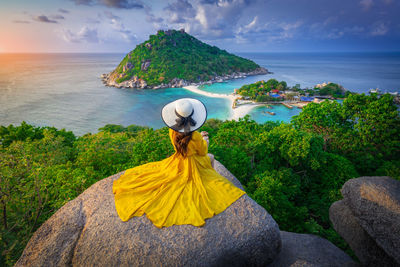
left=112, top=129, right=246, bottom=228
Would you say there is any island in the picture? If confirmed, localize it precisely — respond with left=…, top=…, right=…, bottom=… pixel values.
left=101, top=29, right=268, bottom=89
left=234, top=79, right=348, bottom=109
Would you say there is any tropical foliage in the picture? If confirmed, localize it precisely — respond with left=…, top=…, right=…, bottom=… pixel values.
left=1, top=93, right=399, bottom=265
left=236, top=79, right=287, bottom=100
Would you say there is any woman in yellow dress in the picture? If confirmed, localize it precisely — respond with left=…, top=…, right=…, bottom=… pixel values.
left=112, top=98, right=246, bottom=228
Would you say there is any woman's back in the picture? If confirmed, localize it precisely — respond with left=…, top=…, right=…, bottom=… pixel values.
left=113, top=98, right=245, bottom=228
left=169, top=129, right=208, bottom=157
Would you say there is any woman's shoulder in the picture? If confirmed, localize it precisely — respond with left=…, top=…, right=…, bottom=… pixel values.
left=191, top=131, right=202, bottom=140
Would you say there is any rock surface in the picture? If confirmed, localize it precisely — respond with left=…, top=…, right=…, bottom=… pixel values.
left=341, top=176, right=400, bottom=264
left=330, top=176, right=400, bottom=266
left=269, top=231, right=357, bottom=267
left=16, top=159, right=281, bottom=267
left=140, top=59, right=151, bottom=71
left=330, top=200, right=397, bottom=266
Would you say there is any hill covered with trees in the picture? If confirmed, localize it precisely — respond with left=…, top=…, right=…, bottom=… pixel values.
left=102, top=29, right=267, bottom=89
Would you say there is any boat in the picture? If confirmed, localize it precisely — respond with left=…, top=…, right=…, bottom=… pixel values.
left=282, top=103, right=293, bottom=109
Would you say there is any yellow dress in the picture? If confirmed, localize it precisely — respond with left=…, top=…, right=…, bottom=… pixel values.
left=112, top=129, right=246, bottom=228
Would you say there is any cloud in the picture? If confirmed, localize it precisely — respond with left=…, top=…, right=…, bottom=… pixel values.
left=360, top=0, right=374, bottom=11
left=70, top=0, right=94, bottom=5
left=70, top=0, right=144, bottom=9
left=13, top=20, right=30, bottom=24
left=102, top=0, right=143, bottom=8
left=51, top=15, right=65, bottom=20
left=146, top=12, right=164, bottom=24
left=104, top=10, right=119, bottom=19
left=61, top=26, right=100, bottom=43
left=370, top=21, right=389, bottom=36
left=104, top=11, right=137, bottom=42
left=86, top=17, right=101, bottom=24
left=58, top=8, right=70, bottom=14
left=33, top=15, right=58, bottom=23
left=160, top=0, right=257, bottom=39
left=164, top=0, right=195, bottom=24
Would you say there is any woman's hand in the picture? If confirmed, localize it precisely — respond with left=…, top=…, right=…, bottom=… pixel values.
left=201, top=131, right=209, bottom=137
left=201, top=131, right=209, bottom=147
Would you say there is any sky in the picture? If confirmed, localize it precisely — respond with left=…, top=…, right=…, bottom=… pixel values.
left=0, top=0, right=399, bottom=53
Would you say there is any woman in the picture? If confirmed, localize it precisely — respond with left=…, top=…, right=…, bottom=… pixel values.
left=112, top=98, right=245, bottom=228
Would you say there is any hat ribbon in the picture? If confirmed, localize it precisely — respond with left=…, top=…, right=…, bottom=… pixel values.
left=174, top=109, right=196, bottom=133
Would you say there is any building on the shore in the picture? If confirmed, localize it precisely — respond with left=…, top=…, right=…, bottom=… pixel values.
left=300, top=96, right=314, bottom=102
left=369, top=88, right=380, bottom=94
left=270, top=93, right=281, bottom=98
left=314, top=95, right=334, bottom=100
left=283, top=90, right=298, bottom=95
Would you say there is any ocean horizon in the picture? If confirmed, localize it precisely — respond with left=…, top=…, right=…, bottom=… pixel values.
left=1, top=52, right=399, bottom=135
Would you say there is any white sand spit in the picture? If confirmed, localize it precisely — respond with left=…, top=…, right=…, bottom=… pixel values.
left=182, top=85, right=262, bottom=120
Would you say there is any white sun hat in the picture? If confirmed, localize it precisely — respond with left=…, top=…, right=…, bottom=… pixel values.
left=161, top=98, right=207, bottom=133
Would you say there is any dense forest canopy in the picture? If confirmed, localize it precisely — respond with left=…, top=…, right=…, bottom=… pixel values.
left=111, top=29, right=262, bottom=86
left=1, top=93, right=399, bottom=265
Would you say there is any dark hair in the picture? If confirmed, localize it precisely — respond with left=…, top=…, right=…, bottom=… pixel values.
left=173, top=131, right=193, bottom=157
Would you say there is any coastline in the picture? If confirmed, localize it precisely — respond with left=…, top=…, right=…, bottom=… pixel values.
left=182, top=85, right=263, bottom=120
left=101, top=67, right=270, bottom=89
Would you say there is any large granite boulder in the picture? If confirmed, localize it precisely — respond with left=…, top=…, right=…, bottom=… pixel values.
left=330, top=176, right=400, bottom=266
left=330, top=200, right=396, bottom=266
left=16, top=159, right=281, bottom=267
left=269, top=231, right=357, bottom=267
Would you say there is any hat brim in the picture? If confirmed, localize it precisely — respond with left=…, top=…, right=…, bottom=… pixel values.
left=161, top=98, right=207, bottom=133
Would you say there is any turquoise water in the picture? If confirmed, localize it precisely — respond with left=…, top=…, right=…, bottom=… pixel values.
left=249, top=104, right=302, bottom=124
left=200, top=75, right=270, bottom=94
left=0, top=52, right=398, bottom=135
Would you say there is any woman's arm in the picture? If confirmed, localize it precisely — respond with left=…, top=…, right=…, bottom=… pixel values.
left=194, top=131, right=208, bottom=156
left=201, top=131, right=209, bottom=147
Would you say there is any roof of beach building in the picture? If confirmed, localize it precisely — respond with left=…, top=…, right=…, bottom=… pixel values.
left=300, top=96, right=315, bottom=102
left=270, top=93, right=281, bottom=98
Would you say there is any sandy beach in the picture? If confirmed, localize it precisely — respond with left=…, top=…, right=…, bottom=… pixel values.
left=183, top=85, right=262, bottom=120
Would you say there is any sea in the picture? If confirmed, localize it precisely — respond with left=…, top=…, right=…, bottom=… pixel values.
left=0, top=52, right=399, bottom=136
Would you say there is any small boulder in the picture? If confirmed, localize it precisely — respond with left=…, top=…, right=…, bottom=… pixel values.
left=16, top=159, right=281, bottom=267
left=341, top=176, right=400, bottom=264
left=269, top=231, right=357, bottom=267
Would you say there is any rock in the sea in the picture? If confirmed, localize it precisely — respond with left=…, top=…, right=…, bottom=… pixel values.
left=16, top=159, right=281, bottom=267
left=269, top=231, right=357, bottom=267
left=330, top=200, right=397, bottom=266
left=341, top=176, right=400, bottom=265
